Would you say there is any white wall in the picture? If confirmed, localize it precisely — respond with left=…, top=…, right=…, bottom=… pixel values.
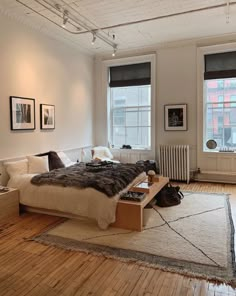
left=156, top=45, right=197, bottom=169
left=94, top=45, right=197, bottom=169
left=0, top=14, right=94, bottom=160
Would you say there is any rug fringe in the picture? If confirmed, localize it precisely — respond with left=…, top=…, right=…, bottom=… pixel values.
left=32, top=236, right=236, bottom=288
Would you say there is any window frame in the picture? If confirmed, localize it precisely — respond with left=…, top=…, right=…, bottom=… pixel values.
left=102, top=54, right=156, bottom=153
left=197, top=43, right=236, bottom=158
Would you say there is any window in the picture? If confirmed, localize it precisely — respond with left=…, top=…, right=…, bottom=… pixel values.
left=108, top=62, right=152, bottom=149
left=110, top=85, right=151, bottom=149
left=204, top=51, right=236, bottom=151
left=204, top=78, right=236, bottom=150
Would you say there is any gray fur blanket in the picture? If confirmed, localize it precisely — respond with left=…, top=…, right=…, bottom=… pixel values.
left=31, top=163, right=144, bottom=197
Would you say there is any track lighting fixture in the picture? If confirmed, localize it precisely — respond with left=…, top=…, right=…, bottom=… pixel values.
left=62, top=9, right=69, bottom=28
left=112, top=45, right=117, bottom=57
left=91, top=32, right=96, bottom=45
left=226, top=0, right=230, bottom=24
left=16, top=0, right=118, bottom=55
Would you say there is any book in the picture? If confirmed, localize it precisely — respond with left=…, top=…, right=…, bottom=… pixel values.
left=131, top=182, right=153, bottom=193
left=120, top=191, right=146, bottom=202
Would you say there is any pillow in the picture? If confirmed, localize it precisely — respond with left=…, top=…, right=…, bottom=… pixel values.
left=27, top=155, right=49, bottom=174
left=81, top=149, right=93, bottom=163
left=57, top=151, right=75, bottom=167
left=4, top=159, right=28, bottom=178
left=36, top=151, right=65, bottom=170
left=92, top=146, right=113, bottom=160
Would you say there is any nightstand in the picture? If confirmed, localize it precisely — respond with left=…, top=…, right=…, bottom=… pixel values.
left=0, top=188, right=19, bottom=221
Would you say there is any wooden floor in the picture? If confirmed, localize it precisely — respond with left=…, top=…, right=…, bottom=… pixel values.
left=1, top=182, right=236, bottom=296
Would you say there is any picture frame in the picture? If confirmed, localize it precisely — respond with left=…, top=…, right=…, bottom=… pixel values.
left=10, top=96, right=35, bottom=130
left=164, top=104, right=187, bottom=131
left=40, top=104, right=55, bottom=130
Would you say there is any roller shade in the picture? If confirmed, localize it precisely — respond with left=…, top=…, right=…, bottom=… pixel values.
left=109, top=62, right=151, bottom=87
left=204, top=51, right=236, bottom=80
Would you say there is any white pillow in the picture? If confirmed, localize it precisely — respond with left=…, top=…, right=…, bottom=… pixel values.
left=57, top=151, right=75, bottom=167
left=27, top=155, right=49, bottom=174
left=4, top=159, right=28, bottom=178
left=93, top=146, right=113, bottom=160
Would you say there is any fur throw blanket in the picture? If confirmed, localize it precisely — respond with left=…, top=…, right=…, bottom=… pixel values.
left=31, top=163, right=144, bottom=197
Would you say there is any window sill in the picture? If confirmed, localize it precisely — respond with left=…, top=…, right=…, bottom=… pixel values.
left=111, top=147, right=151, bottom=152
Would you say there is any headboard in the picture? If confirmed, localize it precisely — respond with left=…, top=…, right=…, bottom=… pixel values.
left=0, top=146, right=93, bottom=186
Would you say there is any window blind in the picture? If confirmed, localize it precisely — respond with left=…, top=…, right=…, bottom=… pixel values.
left=204, top=51, right=236, bottom=80
left=109, top=62, right=151, bottom=87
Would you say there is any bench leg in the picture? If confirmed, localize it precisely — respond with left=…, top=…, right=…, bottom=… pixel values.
left=111, top=203, right=143, bottom=231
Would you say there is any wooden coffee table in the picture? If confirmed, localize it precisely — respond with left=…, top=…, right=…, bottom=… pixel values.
left=112, top=176, right=169, bottom=231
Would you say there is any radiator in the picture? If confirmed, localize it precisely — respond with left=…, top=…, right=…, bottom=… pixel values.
left=159, top=145, right=190, bottom=183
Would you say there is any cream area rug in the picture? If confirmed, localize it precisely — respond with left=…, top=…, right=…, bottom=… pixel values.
left=32, top=192, right=236, bottom=286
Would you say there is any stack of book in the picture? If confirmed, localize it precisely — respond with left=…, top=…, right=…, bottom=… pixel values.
left=120, top=191, right=146, bottom=202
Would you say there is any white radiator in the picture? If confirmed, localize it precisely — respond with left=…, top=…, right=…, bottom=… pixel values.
left=159, top=145, right=190, bottom=183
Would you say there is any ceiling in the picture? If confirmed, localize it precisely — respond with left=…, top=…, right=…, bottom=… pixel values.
left=1, top=0, right=236, bottom=56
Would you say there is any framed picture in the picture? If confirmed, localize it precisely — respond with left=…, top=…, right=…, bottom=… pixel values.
left=164, top=104, right=187, bottom=131
left=40, top=104, right=55, bottom=129
left=10, top=96, right=35, bottom=130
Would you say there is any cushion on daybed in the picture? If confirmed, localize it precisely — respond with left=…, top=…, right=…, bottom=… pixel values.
left=36, top=151, right=65, bottom=171
left=57, top=151, right=76, bottom=167
left=4, top=159, right=28, bottom=178
left=27, top=155, right=49, bottom=174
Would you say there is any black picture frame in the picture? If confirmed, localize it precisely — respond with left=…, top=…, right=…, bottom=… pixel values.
left=164, top=104, right=187, bottom=131
left=10, top=96, right=35, bottom=130
left=40, top=104, right=55, bottom=130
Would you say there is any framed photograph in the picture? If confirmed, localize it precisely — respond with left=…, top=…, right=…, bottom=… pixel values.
left=40, top=104, right=55, bottom=129
left=164, top=104, right=187, bottom=131
left=10, top=96, right=35, bottom=130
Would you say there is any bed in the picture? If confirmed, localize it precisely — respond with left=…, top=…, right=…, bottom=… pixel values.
left=5, top=155, right=146, bottom=229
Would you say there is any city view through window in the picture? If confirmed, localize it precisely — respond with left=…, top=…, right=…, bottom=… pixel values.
left=204, top=78, right=236, bottom=151
left=109, top=85, right=151, bottom=149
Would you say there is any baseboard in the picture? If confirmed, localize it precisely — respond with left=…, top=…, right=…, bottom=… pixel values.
left=194, top=171, right=236, bottom=184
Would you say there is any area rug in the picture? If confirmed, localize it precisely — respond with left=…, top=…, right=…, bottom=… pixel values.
left=32, top=192, right=236, bottom=286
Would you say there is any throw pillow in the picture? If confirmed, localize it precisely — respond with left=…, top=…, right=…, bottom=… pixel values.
left=4, top=159, right=28, bottom=177
left=36, top=151, right=65, bottom=170
left=27, top=155, right=49, bottom=174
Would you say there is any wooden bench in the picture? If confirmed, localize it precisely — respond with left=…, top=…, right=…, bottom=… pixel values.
left=112, top=176, right=169, bottom=231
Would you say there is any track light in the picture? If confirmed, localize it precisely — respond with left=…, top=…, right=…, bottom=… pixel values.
left=112, top=45, right=117, bottom=57
left=91, top=32, right=96, bottom=45
left=62, top=10, right=69, bottom=28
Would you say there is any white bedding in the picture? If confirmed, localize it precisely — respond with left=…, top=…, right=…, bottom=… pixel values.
left=8, top=172, right=146, bottom=229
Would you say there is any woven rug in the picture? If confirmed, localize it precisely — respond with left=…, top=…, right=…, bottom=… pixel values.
left=32, top=192, right=236, bottom=286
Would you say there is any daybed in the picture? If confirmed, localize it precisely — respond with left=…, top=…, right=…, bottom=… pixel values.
left=5, top=152, right=146, bottom=229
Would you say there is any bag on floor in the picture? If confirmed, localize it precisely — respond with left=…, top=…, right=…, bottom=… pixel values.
left=155, top=183, right=184, bottom=207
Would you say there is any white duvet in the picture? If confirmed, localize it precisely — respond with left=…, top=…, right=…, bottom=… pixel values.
left=8, top=172, right=146, bottom=229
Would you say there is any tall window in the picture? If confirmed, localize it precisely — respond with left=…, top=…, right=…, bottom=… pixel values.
left=108, top=62, right=151, bottom=149
left=204, top=52, right=236, bottom=151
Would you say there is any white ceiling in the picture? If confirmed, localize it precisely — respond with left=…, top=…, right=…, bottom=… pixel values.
left=1, top=0, right=236, bottom=56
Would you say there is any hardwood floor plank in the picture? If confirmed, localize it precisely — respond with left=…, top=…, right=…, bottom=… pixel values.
left=0, top=182, right=236, bottom=295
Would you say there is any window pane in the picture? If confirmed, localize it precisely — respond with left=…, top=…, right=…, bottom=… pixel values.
left=113, top=109, right=125, bottom=126
left=126, top=108, right=138, bottom=126
left=126, top=127, right=138, bottom=145
left=139, top=86, right=151, bottom=106
left=138, top=127, right=151, bottom=148
left=139, top=107, right=151, bottom=126
left=112, top=127, right=125, bottom=147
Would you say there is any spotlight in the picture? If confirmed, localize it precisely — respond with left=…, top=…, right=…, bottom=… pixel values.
left=91, top=32, right=96, bottom=45
left=62, top=10, right=69, bottom=28
left=112, top=46, right=117, bottom=57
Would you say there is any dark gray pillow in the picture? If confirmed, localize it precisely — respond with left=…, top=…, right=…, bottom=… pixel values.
left=36, top=151, right=65, bottom=171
